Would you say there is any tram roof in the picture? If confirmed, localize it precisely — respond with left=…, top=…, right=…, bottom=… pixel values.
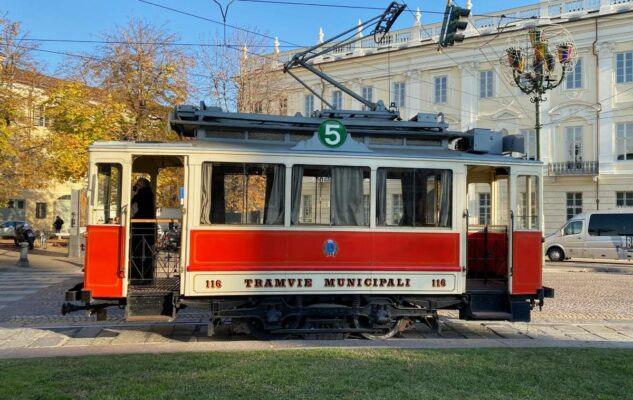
left=89, top=139, right=541, bottom=166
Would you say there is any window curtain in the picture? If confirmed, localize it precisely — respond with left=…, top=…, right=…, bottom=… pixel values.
left=331, top=166, right=364, bottom=225
left=200, top=163, right=212, bottom=224
left=376, top=169, right=386, bottom=225
left=290, top=165, right=303, bottom=225
left=210, top=169, right=226, bottom=224
left=264, top=165, right=285, bottom=225
left=438, top=170, right=452, bottom=227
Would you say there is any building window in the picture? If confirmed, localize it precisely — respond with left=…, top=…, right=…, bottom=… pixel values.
left=35, top=202, right=47, bottom=219
left=616, top=123, right=633, bottom=161
left=361, top=86, right=373, bottom=110
left=363, top=194, right=370, bottom=226
left=479, top=70, right=493, bottom=98
left=391, top=194, right=403, bottom=225
left=331, top=90, right=342, bottom=110
left=303, top=94, right=314, bottom=116
left=33, top=105, right=49, bottom=127
left=616, top=192, right=633, bottom=207
left=478, top=193, right=491, bottom=225
left=279, top=98, right=288, bottom=115
left=520, top=129, right=537, bottom=160
left=433, top=75, right=447, bottom=103
left=301, top=194, right=313, bottom=223
left=566, top=58, right=582, bottom=89
left=616, top=52, right=633, bottom=84
left=254, top=102, right=263, bottom=114
left=7, top=199, right=25, bottom=209
left=565, top=126, right=583, bottom=162
left=566, top=192, right=582, bottom=220
left=392, top=82, right=405, bottom=108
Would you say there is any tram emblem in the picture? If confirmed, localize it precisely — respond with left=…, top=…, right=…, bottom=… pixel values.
left=323, top=239, right=339, bottom=257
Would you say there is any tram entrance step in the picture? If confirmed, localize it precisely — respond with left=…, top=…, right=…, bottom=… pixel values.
left=462, top=292, right=511, bottom=321
left=125, top=292, right=176, bottom=321
left=462, top=292, right=531, bottom=322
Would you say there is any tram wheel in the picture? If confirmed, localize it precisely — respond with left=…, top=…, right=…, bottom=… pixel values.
left=353, top=317, right=407, bottom=340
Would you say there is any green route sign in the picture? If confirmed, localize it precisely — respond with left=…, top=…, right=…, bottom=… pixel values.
left=317, top=119, right=347, bottom=149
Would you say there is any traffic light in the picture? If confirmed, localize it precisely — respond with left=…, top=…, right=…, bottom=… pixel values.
left=439, top=3, right=471, bottom=47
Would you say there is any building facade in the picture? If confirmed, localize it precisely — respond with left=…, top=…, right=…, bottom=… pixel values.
left=261, top=0, right=633, bottom=233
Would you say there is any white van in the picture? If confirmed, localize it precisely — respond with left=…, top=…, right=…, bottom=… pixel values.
left=544, top=209, right=633, bottom=261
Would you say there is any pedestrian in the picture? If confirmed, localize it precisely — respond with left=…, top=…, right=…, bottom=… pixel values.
left=53, top=216, right=64, bottom=234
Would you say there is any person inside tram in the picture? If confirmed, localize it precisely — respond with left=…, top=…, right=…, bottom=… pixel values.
left=130, top=177, right=156, bottom=284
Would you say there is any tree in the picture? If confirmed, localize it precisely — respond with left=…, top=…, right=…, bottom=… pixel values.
left=43, top=82, right=128, bottom=182
left=72, top=18, right=195, bottom=141
left=199, top=30, right=288, bottom=114
left=0, top=13, right=49, bottom=203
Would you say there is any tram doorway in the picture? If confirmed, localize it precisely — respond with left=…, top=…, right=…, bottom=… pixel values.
left=126, top=155, right=185, bottom=320
left=465, top=166, right=511, bottom=290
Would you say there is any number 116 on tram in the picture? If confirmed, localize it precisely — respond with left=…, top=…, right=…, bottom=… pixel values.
left=63, top=104, right=554, bottom=339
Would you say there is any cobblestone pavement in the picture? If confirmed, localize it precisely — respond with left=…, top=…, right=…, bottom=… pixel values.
left=1, top=250, right=633, bottom=357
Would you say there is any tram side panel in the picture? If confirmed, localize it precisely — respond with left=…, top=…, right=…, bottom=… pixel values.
left=184, top=229, right=462, bottom=297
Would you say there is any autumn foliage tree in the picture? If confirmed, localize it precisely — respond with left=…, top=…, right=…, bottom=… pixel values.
left=0, top=13, right=49, bottom=202
left=44, top=82, right=127, bottom=182
left=69, top=18, right=195, bottom=141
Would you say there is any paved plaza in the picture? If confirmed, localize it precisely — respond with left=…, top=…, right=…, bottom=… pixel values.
left=1, top=247, right=633, bottom=358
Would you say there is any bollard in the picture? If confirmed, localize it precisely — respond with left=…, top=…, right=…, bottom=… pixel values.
left=17, top=242, right=29, bottom=267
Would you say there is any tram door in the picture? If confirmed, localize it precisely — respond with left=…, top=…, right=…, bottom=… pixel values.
left=465, top=166, right=511, bottom=290
left=84, top=161, right=129, bottom=299
left=127, top=155, right=186, bottom=290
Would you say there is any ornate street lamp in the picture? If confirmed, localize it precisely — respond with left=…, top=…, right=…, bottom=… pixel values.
left=503, top=27, right=576, bottom=160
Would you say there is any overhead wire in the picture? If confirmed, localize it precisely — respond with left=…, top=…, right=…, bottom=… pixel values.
left=235, top=0, right=533, bottom=20
left=18, top=37, right=298, bottom=49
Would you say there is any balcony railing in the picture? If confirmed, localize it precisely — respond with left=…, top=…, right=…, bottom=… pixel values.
left=548, top=161, right=599, bottom=176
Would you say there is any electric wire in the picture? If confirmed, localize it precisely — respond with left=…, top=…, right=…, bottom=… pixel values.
left=235, top=0, right=535, bottom=20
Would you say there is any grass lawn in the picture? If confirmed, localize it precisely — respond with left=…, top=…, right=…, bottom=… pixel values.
left=1, top=348, right=632, bottom=399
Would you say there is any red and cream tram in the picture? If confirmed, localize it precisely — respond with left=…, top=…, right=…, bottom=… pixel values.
left=63, top=105, right=553, bottom=339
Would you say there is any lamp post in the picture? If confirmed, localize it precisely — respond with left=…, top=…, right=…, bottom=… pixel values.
left=506, top=28, right=574, bottom=160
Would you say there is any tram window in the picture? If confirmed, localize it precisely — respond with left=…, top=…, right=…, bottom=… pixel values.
left=376, top=168, right=452, bottom=228
left=291, top=165, right=370, bottom=226
left=200, top=162, right=285, bottom=225
left=516, top=175, right=539, bottom=230
left=94, top=163, right=122, bottom=224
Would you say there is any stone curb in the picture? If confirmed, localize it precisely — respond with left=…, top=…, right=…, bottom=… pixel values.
left=1, top=338, right=633, bottom=359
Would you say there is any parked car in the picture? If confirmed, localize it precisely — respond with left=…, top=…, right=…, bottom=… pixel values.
left=0, top=220, right=27, bottom=239
left=544, top=209, right=633, bottom=262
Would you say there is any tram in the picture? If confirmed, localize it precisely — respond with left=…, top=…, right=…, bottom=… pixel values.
left=62, top=2, right=553, bottom=339
left=62, top=103, right=554, bottom=339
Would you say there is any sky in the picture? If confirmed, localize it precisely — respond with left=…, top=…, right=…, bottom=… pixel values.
left=3, top=0, right=541, bottom=75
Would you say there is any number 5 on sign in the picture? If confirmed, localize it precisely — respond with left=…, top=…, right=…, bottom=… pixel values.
left=318, top=119, right=347, bottom=148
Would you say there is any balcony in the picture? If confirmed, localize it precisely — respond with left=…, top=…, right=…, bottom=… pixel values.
left=548, top=161, right=598, bottom=176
